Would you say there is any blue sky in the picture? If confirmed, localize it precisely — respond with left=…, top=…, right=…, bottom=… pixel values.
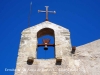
left=0, top=0, right=100, bottom=75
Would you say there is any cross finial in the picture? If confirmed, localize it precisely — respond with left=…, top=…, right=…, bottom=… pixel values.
left=38, top=6, right=56, bottom=21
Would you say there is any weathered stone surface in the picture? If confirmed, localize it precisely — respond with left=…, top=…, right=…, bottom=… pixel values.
left=75, top=39, right=100, bottom=75
left=15, top=21, right=72, bottom=75
left=14, top=21, right=100, bottom=75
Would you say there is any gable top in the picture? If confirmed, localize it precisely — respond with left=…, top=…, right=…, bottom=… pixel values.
left=22, top=21, right=70, bottom=34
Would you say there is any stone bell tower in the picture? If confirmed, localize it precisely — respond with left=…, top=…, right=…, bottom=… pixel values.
left=14, top=6, right=76, bottom=75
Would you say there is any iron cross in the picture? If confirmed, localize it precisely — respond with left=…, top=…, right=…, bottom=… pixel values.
left=38, top=6, right=56, bottom=21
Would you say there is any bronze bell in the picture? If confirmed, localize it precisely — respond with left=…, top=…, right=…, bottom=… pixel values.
left=43, top=39, right=50, bottom=50
left=38, top=38, right=55, bottom=50
left=44, top=45, right=48, bottom=50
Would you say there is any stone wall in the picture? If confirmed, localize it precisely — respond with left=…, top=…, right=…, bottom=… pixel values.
left=14, top=21, right=74, bottom=75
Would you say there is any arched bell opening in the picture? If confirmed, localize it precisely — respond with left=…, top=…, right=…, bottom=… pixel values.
left=37, top=28, right=55, bottom=59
